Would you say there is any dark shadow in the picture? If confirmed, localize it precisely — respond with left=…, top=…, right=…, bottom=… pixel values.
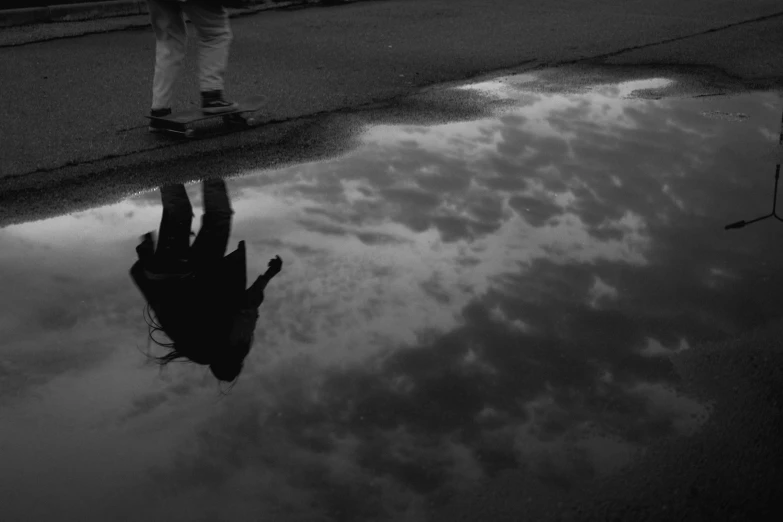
left=725, top=105, right=783, bottom=230
left=130, top=178, right=282, bottom=383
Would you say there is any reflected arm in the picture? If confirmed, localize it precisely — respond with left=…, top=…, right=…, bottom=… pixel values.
left=245, top=256, right=282, bottom=308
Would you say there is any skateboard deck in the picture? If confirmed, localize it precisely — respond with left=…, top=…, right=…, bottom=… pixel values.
left=147, top=95, right=267, bottom=138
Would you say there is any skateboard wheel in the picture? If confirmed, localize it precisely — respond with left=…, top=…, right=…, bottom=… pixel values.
left=245, top=117, right=258, bottom=126
left=184, top=129, right=195, bottom=138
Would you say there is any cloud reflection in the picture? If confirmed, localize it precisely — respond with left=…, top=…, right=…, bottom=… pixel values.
left=141, top=77, right=780, bottom=520
left=1, top=69, right=781, bottom=521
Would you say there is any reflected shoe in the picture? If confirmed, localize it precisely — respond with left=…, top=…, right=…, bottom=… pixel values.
left=148, top=108, right=172, bottom=133
left=201, top=90, right=238, bottom=114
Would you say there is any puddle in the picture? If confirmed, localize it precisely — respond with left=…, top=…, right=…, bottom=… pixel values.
left=1, top=67, right=782, bottom=521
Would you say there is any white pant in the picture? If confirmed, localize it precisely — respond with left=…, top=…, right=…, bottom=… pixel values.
left=147, top=0, right=232, bottom=110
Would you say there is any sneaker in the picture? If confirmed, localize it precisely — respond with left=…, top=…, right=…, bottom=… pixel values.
left=201, top=90, right=238, bottom=114
left=148, top=107, right=172, bottom=133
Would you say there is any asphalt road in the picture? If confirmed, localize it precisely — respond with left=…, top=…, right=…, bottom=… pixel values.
left=1, top=0, right=782, bottom=221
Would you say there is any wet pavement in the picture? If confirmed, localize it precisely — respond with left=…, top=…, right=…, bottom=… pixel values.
left=2, top=66, right=783, bottom=521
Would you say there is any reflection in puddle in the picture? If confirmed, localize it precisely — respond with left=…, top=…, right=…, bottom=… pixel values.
left=130, top=180, right=284, bottom=384
left=1, top=70, right=781, bottom=521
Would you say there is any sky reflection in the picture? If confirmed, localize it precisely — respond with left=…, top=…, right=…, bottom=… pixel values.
left=1, top=70, right=782, bottom=521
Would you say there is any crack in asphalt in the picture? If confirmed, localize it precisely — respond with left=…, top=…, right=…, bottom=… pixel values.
left=578, top=10, right=783, bottom=63
left=0, top=21, right=148, bottom=49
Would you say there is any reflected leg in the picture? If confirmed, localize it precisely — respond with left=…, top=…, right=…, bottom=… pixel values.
left=156, top=184, right=194, bottom=267
left=191, top=179, right=233, bottom=269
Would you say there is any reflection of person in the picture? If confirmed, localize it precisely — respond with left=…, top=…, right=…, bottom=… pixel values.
left=146, top=0, right=238, bottom=132
left=130, top=179, right=282, bottom=382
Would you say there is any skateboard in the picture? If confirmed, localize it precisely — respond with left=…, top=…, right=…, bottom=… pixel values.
left=147, top=95, right=267, bottom=138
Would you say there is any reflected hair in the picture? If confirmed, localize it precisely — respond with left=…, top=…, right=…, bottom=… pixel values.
left=142, top=303, right=190, bottom=365
left=141, top=304, right=244, bottom=388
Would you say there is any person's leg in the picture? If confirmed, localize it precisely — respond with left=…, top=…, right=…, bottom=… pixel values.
left=155, top=185, right=194, bottom=268
left=148, top=0, right=188, bottom=113
left=190, top=179, right=234, bottom=268
left=182, top=0, right=236, bottom=112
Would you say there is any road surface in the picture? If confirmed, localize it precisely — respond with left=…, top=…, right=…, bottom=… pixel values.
left=0, top=0, right=782, bottom=222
